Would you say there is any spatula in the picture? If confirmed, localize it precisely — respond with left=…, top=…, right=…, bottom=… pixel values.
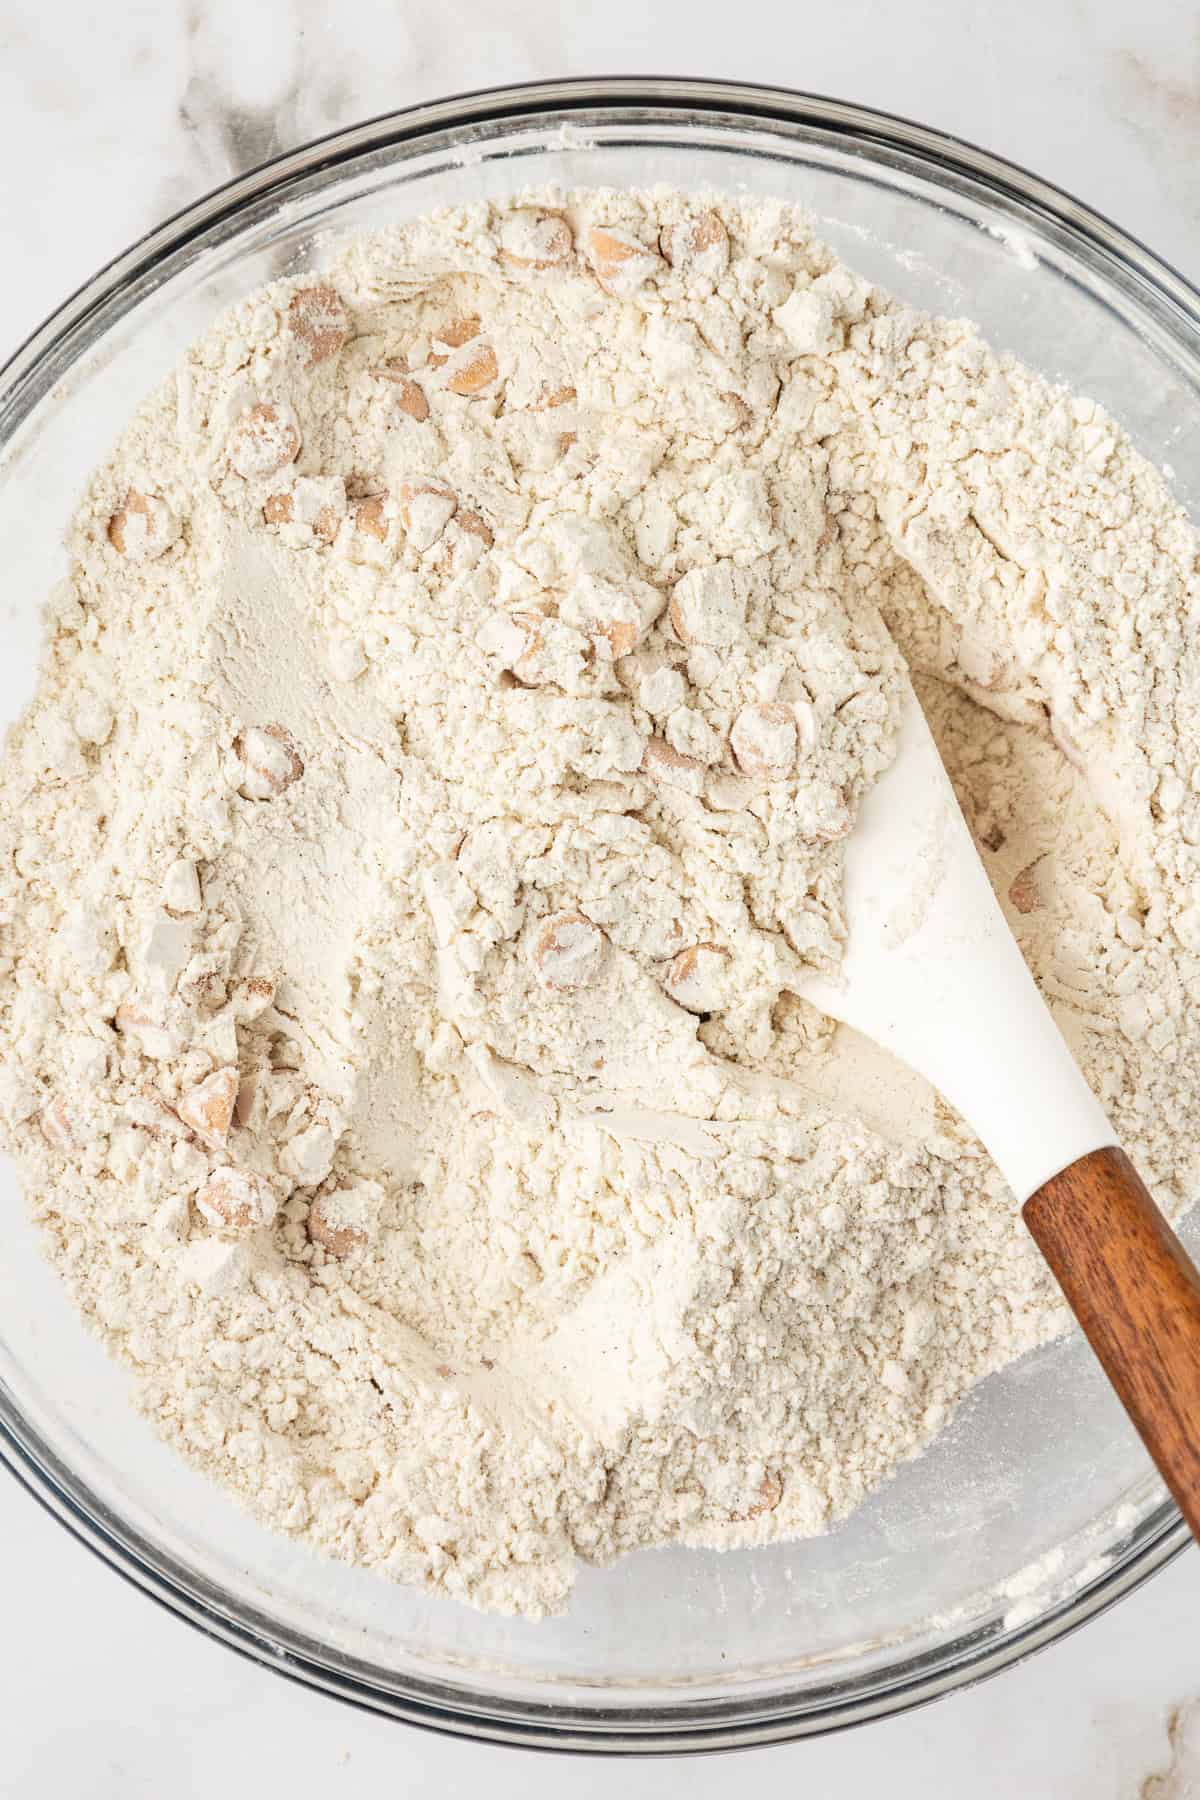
left=793, top=677, right=1200, bottom=1537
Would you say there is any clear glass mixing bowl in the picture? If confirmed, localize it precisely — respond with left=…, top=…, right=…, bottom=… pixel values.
left=1, top=79, right=1198, bottom=1755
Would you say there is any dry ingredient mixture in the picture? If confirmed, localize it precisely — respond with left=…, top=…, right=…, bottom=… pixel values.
left=2, top=190, right=1199, bottom=1619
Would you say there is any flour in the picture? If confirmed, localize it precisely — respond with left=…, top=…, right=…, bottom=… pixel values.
left=2, top=189, right=1200, bottom=1619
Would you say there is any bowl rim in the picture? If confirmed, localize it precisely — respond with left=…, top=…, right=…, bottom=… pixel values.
left=0, top=75, right=1195, bottom=1755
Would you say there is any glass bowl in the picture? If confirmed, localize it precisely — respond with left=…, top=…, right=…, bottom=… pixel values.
left=2, top=79, right=1198, bottom=1756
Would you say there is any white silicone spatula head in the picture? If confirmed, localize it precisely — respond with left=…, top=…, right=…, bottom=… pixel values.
left=793, top=678, right=1200, bottom=1544
left=793, top=678, right=1113, bottom=1203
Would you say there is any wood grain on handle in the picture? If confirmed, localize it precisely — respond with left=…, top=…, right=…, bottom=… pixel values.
left=1023, top=1147, right=1200, bottom=1539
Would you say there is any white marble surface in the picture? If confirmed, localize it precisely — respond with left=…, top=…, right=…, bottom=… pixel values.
left=2, top=1, right=1200, bottom=1792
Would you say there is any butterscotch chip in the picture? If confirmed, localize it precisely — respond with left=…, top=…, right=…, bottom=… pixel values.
left=534, top=914, right=607, bottom=990
left=641, top=737, right=705, bottom=789
left=176, top=1065, right=239, bottom=1149
left=457, top=510, right=494, bottom=548
left=739, top=1471, right=784, bottom=1520
left=227, top=403, right=302, bottom=480
left=354, top=495, right=391, bottom=543
left=394, top=376, right=430, bottom=420
left=444, top=341, right=499, bottom=397
left=262, top=477, right=344, bottom=544
left=585, top=225, right=661, bottom=293
left=562, top=570, right=665, bottom=662
left=308, top=1192, right=368, bottom=1257
left=731, top=704, right=798, bottom=780
left=40, top=1097, right=79, bottom=1151
left=428, top=316, right=480, bottom=367
left=660, top=210, right=730, bottom=278
left=374, top=361, right=431, bottom=421
left=665, top=943, right=732, bottom=1013
left=234, top=723, right=304, bottom=799
left=499, top=210, right=574, bottom=270
left=262, top=492, right=293, bottom=526
left=107, top=491, right=179, bottom=563
left=196, top=1167, right=277, bottom=1235
left=690, top=210, right=728, bottom=252
left=595, top=618, right=638, bottom=659
left=287, top=285, right=352, bottom=366
left=1009, top=860, right=1045, bottom=915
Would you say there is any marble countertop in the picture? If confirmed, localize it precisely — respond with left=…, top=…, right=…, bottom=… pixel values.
left=2, top=0, right=1199, bottom=1793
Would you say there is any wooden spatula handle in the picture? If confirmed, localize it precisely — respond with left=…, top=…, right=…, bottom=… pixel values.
left=1023, top=1147, right=1200, bottom=1539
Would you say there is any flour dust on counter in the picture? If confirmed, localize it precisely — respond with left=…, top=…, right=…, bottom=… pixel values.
left=1, top=188, right=1199, bottom=1618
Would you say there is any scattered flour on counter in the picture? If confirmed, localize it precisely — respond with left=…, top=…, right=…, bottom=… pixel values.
left=2, top=189, right=1200, bottom=1618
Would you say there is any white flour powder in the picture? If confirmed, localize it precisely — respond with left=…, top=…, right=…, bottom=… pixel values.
left=2, top=190, right=1199, bottom=1618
